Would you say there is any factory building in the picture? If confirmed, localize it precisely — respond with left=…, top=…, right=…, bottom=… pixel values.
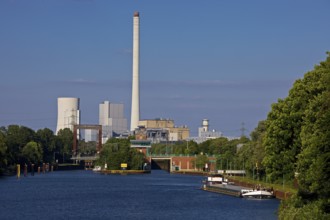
left=135, top=126, right=169, bottom=143
left=99, top=101, right=128, bottom=143
left=84, top=129, right=98, bottom=142
left=189, top=119, right=223, bottom=143
left=56, top=97, right=80, bottom=134
left=137, top=118, right=190, bottom=142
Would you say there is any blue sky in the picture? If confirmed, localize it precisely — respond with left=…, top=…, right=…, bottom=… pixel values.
left=0, top=0, right=329, bottom=137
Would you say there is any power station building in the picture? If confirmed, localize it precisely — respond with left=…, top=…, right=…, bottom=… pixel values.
left=189, top=119, right=223, bottom=143
left=99, top=101, right=128, bottom=143
left=56, top=97, right=80, bottom=134
left=137, top=118, right=190, bottom=142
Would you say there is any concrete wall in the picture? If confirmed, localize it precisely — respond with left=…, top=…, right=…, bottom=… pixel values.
left=146, top=156, right=216, bottom=172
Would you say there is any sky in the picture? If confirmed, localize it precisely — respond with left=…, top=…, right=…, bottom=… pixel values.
left=0, top=0, right=329, bottom=137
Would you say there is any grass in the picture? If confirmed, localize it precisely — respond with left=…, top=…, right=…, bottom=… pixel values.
left=228, top=175, right=297, bottom=194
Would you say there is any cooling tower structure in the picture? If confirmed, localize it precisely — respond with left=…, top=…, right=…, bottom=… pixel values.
left=130, top=11, right=140, bottom=131
left=56, top=97, right=80, bottom=134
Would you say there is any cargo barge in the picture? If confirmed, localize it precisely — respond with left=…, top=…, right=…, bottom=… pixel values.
left=202, top=174, right=274, bottom=199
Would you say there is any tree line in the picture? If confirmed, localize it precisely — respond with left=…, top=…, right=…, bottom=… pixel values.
left=247, top=53, right=329, bottom=219
left=272, top=53, right=329, bottom=219
left=0, top=126, right=74, bottom=175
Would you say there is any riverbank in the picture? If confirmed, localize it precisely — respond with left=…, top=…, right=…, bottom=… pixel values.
left=171, top=170, right=208, bottom=176
left=99, top=170, right=151, bottom=175
left=228, top=177, right=293, bottom=200
left=171, top=170, right=293, bottom=200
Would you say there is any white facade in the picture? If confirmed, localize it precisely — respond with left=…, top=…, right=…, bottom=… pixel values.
left=84, top=130, right=97, bottom=142
left=189, top=119, right=223, bottom=144
left=56, top=97, right=80, bottom=134
left=202, top=119, right=209, bottom=132
left=130, top=11, right=140, bottom=131
left=99, top=101, right=128, bottom=143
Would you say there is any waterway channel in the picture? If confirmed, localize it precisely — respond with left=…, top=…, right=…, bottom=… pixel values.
left=0, top=170, right=280, bottom=219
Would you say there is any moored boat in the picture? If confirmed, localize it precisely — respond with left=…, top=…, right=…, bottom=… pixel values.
left=202, top=174, right=242, bottom=197
left=202, top=174, right=275, bottom=199
left=93, top=166, right=101, bottom=172
left=241, top=189, right=274, bottom=199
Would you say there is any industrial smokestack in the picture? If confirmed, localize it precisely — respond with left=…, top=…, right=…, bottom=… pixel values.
left=130, top=11, right=140, bottom=131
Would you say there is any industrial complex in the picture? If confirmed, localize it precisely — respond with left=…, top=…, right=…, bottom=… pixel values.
left=55, top=12, right=228, bottom=147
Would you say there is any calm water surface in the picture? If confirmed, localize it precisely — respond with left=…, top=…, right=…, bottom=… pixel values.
left=0, top=170, right=279, bottom=220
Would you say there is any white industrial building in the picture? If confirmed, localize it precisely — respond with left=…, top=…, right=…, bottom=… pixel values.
left=99, top=101, right=128, bottom=143
left=56, top=97, right=80, bottom=134
left=84, top=129, right=97, bottom=142
left=189, top=119, right=223, bottom=143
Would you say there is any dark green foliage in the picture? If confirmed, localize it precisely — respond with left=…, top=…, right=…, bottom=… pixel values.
left=0, top=125, right=78, bottom=174
left=96, top=138, right=146, bottom=170
left=236, top=121, right=267, bottom=178
left=263, top=53, right=330, bottom=184
left=77, top=140, right=97, bottom=155
left=5, top=125, right=36, bottom=165
left=264, top=53, right=330, bottom=217
left=151, top=141, right=198, bottom=155
left=0, top=132, right=7, bottom=174
left=36, top=128, right=56, bottom=163
left=56, top=128, right=73, bottom=162
left=192, top=154, right=209, bottom=170
left=279, top=195, right=330, bottom=220
left=21, top=141, right=43, bottom=164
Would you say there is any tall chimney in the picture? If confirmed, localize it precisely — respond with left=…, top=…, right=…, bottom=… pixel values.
left=130, top=12, right=140, bottom=131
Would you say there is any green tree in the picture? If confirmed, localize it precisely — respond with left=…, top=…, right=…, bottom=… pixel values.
left=267, top=53, right=330, bottom=218
left=96, top=138, right=146, bottom=170
left=21, top=141, right=43, bottom=164
left=185, top=140, right=199, bottom=155
left=193, top=154, right=209, bottom=171
left=129, top=149, right=146, bottom=170
left=0, top=132, right=7, bottom=174
left=5, top=125, right=36, bottom=165
left=263, top=55, right=329, bottom=183
left=240, top=121, right=267, bottom=179
left=36, top=128, right=56, bottom=163
left=56, top=128, right=73, bottom=162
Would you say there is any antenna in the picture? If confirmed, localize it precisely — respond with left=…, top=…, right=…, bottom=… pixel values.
left=240, top=122, right=246, bottom=137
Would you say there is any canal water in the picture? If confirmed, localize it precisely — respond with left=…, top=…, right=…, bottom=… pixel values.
left=0, top=170, right=279, bottom=220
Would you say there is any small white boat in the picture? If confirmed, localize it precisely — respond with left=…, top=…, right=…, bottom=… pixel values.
left=241, top=189, right=274, bottom=199
left=92, top=166, right=101, bottom=172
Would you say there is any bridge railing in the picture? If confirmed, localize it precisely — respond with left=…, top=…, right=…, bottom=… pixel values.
left=71, top=154, right=100, bottom=161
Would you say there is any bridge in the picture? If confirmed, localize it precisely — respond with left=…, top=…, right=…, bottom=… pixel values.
left=146, top=154, right=217, bottom=172
left=71, top=154, right=99, bottom=161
